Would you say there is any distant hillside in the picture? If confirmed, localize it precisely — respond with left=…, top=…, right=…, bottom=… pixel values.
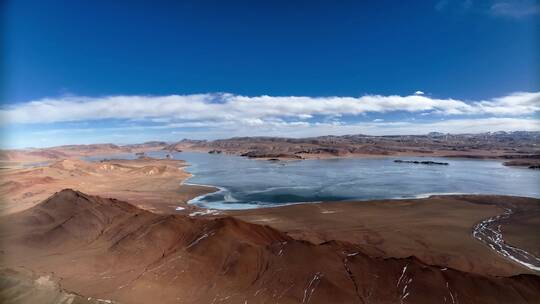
left=0, top=142, right=170, bottom=162
left=2, top=132, right=539, bottom=165
left=166, top=131, right=540, bottom=161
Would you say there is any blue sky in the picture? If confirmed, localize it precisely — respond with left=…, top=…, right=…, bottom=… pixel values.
left=1, top=0, right=539, bottom=148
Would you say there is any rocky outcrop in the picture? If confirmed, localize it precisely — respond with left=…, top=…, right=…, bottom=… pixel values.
left=504, top=159, right=540, bottom=170
left=240, top=151, right=303, bottom=159
left=394, top=160, right=449, bottom=165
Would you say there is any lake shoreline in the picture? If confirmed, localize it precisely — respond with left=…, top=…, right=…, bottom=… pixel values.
left=175, top=151, right=539, bottom=210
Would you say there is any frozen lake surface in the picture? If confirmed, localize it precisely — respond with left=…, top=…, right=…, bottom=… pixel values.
left=129, top=151, right=540, bottom=210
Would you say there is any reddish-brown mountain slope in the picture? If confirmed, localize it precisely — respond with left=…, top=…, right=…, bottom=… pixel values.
left=1, top=190, right=539, bottom=304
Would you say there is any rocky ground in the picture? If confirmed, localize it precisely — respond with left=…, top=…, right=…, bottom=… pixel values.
left=1, top=190, right=539, bottom=304
left=229, top=195, right=540, bottom=277
left=166, top=132, right=540, bottom=166
left=0, top=142, right=168, bottom=163
left=1, top=145, right=539, bottom=303
left=0, top=157, right=214, bottom=215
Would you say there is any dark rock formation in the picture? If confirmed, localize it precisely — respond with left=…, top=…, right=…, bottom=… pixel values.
left=394, top=160, right=449, bottom=165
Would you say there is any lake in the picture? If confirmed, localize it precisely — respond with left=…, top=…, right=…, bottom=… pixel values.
left=117, top=151, right=540, bottom=210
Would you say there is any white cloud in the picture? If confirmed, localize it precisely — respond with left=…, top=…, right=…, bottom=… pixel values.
left=201, top=117, right=540, bottom=138
left=1, top=92, right=539, bottom=126
left=25, top=118, right=540, bottom=137
left=6, top=117, right=538, bottom=148
left=414, top=91, right=425, bottom=95
left=490, top=0, right=539, bottom=18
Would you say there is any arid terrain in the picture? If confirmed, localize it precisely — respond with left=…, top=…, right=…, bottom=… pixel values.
left=3, top=0, right=538, bottom=301
left=0, top=137, right=540, bottom=303
left=166, top=132, right=540, bottom=166
left=0, top=142, right=168, bottom=164
left=230, top=195, right=540, bottom=277
left=0, top=157, right=214, bottom=215
left=2, top=132, right=539, bottom=167
left=1, top=138, right=539, bottom=303
left=1, top=190, right=539, bottom=304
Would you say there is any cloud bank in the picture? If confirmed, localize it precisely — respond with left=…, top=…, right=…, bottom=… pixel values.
left=2, top=92, right=539, bottom=125
left=1, top=91, right=539, bottom=148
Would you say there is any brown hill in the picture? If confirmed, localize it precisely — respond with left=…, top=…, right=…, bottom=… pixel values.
left=167, top=132, right=540, bottom=161
left=1, top=190, right=539, bottom=303
left=0, top=142, right=169, bottom=163
left=0, top=157, right=212, bottom=215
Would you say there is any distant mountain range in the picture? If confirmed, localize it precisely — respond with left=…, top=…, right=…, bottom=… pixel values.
left=2, top=131, right=539, bottom=168
left=165, top=131, right=540, bottom=164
